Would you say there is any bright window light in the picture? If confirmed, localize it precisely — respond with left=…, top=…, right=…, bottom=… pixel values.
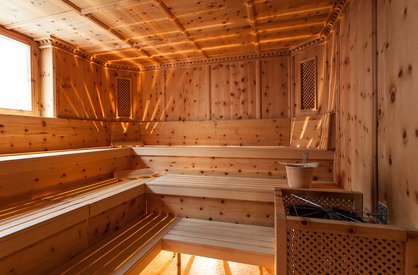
left=0, top=34, right=32, bottom=111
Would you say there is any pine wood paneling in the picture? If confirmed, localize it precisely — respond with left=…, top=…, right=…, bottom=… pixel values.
left=377, top=0, right=418, bottom=228
left=139, top=119, right=290, bottom=146
left=0, top=114, right=109, bottom=154
left=165, top=66, right=209, bottom=121
left=336, top=0, right=374, bottom=211
left=261, top=57, right=289, bottom=118
left=210, top=61, right=257, bottom=120
left=140, top=70, right=164, bottom=121
left=0, top=148, right=132, bottom=203
left=147, top=193, right=274, bottom=226
left=55, top=49, right=140, bottom=121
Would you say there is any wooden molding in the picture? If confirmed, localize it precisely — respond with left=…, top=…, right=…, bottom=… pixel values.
left=37, top=36, right=142, bottom=71
left=290, top=0, right=345, bottom=52
left=142, top=50, right=290, bottom=71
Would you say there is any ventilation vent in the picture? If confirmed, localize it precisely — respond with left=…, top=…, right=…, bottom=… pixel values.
left=300, top=58, right=317, bottom=110
left=116, top=77, right=132, bottom=118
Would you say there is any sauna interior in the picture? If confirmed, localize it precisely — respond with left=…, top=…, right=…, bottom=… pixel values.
left=0, top=0, right=417, bottom=274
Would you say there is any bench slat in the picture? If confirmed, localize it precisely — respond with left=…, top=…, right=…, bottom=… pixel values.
left=52, top=213, right=178, bottom=274
left=163, top=218, right=274, bottom=269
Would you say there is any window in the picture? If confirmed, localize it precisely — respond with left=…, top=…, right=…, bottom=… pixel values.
left=0, top=32, right=33, bottom=114
left=300, top=57, right=317, bottom=111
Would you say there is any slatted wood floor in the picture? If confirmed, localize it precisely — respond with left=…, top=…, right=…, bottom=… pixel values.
left=163, top=218, right=275, bottom=269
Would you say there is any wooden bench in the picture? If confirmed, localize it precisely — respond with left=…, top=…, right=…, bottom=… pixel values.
left=51, top=213, right=178, bottom=274
left=163, top=218, right=275, bottom=271
left=0, top=176, right=153, bottom=274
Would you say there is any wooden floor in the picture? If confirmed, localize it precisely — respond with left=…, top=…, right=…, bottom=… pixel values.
left=140, top=251, right=274, bottom=275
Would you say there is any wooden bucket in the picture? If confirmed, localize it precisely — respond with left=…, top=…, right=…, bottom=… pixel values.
left=285, top=165, right=313, bottom=188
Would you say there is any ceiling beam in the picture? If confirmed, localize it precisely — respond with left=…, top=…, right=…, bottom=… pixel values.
left=59, top=0, right=161, bottom=64
left=153, top=0, right=209, bottom=59
left=246, top=0, right=260, bottom=53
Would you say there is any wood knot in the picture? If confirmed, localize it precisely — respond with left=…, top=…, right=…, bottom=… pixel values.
left=390, top=85, right=397, bottom=103
left=301, top=220, right=308, bottom=225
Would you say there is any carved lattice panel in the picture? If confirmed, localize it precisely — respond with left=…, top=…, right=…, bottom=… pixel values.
left=300, top=58, right=317, bottom=110
left=281, top=189, right=360, bottom=214
left=116, top=77, right=132, bottom=118
left=286, top=229, right=404, bottom=274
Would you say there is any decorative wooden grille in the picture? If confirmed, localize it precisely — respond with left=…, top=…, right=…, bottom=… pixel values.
left=300, top=58, right=317, bottom=110
left=116, top=77, right=132, bottom=118
left=286, top=228, right=404, bottom=274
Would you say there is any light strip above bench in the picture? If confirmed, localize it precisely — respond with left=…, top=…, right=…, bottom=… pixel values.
left=133, top=146, right=334, bottom=160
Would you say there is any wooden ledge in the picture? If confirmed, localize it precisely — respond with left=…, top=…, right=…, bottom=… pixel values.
left=133, top=145, right=334, bottom=160
left=146, top=174, right=340, bottom=202
left=0, top=147, right=131, bottom=163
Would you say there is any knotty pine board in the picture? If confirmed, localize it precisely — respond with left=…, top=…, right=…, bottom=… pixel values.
left=165, top=66, right=209, bottom=121
left=147, top=193, right=274, bottom=226
left=55, top=49, right=140, bottom=120
left=133, top=156, right=333, bottom=181
left=377, top=0, right=418, bottom=228
left=139, top=119, right=290, bottom=146
left=210, top=61, right=257, bottom=120
left=261, top=57, right=289, bottom=118
left=336, top=0, right=374, bottom=212
left=0, top=114, right=109, bottom=154
left=0, top=148, right=132, bottom=203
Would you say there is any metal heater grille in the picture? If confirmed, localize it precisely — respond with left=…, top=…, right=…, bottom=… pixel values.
left=300, top=58, right=317, bottom=110
left=116, top=78, right=132, bottom=118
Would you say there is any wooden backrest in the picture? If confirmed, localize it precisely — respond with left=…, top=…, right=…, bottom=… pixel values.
left=290, top=112, right=331, bottom=149
left=139, top=118, right=290, bottom=146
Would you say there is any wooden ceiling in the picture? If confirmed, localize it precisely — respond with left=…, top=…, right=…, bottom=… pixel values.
left=0, top=0, right=337, bottom=67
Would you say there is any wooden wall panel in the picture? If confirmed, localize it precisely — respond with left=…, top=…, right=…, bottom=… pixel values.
left=147, top=194, right=274, bottom=226
left=55, top=49, right=140, bottom=121
left=87, top=194, right=146, bottom=245
left=0, top=114, right=109, bottom=154
left=210, top=61, right=257, bottom=120
left=134, top=156, right=334, bottom=181
left=261, top=57, right=289, bottom=118
left=165, top=66, right=209, bottom=121
left=377, top=0, right=418, bottom=228
left=139, top=119, right=290, bottom=146
left=292, top=42, right=329, bottom=117
left=0, top=222, right=89, bottom=274
left=108, top=121, right=140, bottom=142
left=336, top=0, right=374, bottom=211
left=140, top=70, right=164, bottom=121
left=55, top=50, right=87, bottom=118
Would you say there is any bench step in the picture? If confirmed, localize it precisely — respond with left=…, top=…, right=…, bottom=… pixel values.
left=0, top=178, right=148, bottom=260
left=52, top=213, right=178, bottom=274
left=163, top=218, right=274, bottom=269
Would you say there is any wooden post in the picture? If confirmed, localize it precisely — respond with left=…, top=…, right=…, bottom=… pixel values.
left=274, top=189, right=287, bottom=275
left=177, top=252, right=181, bottom=275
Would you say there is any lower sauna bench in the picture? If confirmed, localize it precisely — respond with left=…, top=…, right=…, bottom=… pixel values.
left=51, top=213, right=178, bottom=274
left=163, top=218, right=275, bottom=271
left=0, top=178, right=151, bottom=274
